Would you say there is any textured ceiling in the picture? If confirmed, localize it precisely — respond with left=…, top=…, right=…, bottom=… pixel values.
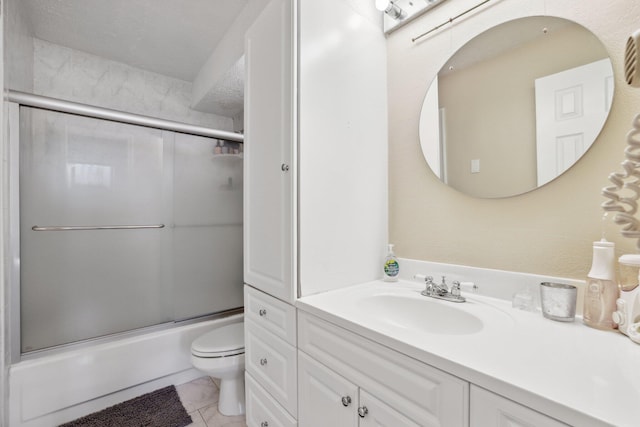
left=194, top=57, right=245, bottom=117
left=22, top=0, right=248, bottom=82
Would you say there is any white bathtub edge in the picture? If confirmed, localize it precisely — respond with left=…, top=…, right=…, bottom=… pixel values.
left=9, top=314, right=242, bottom=426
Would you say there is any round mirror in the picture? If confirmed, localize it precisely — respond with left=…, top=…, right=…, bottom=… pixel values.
left=419, top=16, right=614, bottom=198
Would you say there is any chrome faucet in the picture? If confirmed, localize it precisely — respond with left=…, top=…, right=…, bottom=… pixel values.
left=417, top=275, right=466, bottom=303
left=434, top=276, right=450, bottom=296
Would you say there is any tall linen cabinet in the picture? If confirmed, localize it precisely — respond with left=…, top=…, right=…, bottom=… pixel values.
left=243, top=0, right=388, bottom=426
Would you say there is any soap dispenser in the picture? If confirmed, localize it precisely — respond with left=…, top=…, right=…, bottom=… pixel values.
left=584, top=239, right=619, bottom=330
left=383, top=244, right=399, bottom=282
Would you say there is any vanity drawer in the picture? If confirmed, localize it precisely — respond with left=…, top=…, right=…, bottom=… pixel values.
left=246, top=372, right=297, bottom=427
left=245, top=285, right=297, bottom=345
left=470, top=386, right=569, bottom=427
left=298, top=311, right=469, bottom=427
left=246, top=320, right=298, bottom=418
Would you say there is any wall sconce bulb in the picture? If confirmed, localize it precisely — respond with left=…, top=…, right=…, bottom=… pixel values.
left=375, top=0, right=406, bottom=20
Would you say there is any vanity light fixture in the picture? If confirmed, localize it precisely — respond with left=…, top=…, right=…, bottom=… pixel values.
left=379, top=0, right=449, bottom=34
left=375, top=0, right=406, bottom=20
left=412, top=0, right=491, bottom=42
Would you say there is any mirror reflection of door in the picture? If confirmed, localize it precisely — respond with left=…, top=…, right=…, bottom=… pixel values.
left=534, top=58, right=614, bottom=186
left=418, top=16, right=614, bottom=198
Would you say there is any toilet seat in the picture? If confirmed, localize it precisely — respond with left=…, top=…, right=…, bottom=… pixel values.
left=191, top=322, right=244, bottom=358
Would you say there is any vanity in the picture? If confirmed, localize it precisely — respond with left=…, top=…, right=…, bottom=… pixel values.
left=294, top=278, right=640, bottom=427
left=244, top=271, right=640, bottom=427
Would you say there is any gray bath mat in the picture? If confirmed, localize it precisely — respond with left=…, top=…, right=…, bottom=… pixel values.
left=59, top=385, right=192, bottom=427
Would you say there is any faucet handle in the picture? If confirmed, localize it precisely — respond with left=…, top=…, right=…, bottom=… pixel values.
left=451, top=280, right=461, bottom=297
left=415, top=275, right=435, bottom=296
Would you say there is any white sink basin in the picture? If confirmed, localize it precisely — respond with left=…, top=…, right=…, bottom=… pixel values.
left=359, top=294, right=484, bottom=335
left=298, top=281, right=515, bottom=339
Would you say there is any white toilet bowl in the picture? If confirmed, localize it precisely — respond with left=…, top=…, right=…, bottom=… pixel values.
left=191, top=321, right=245, bottom=416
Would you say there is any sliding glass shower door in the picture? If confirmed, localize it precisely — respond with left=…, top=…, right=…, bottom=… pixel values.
left=19, top=107, right=243, bottom=353
left=171, top=132, right=244, bottom=320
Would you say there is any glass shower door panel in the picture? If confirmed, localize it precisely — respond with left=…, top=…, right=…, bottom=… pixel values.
left=20, top=108, right=172, bottom=352
left=172, top=133, right=243, bottom=320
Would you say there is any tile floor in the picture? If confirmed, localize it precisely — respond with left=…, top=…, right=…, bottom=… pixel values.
left=176, top=376, right=247, bottom=427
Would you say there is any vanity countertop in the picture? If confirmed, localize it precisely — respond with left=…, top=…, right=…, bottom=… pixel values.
left=295, top=280, right=640, bottom=427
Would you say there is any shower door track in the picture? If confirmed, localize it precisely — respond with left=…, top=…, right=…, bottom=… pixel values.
left=5, top=90, right=244, bottom=143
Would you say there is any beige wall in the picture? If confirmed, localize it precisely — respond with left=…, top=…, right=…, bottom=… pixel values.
left=439, top=23, right=607, bottom=197
left=388, top=0, right=640, bottom=280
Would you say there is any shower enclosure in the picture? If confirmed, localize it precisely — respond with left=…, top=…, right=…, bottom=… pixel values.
left=13, top=98, right=243, bottom=354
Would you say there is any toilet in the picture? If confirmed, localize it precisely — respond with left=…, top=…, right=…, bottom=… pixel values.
left=190, top=321, right=245, bottom=416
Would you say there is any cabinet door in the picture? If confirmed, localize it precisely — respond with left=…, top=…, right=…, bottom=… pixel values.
left=359, top=390, right=421, bottom=427
left=244, top=0, right=296, bottom=303
left=470, top=386, right=569, bottom=427
left=298, top=312, right=469, bottom=426
left=245, top=285, right=297, bottom=345
left=246, top=373, right=297, bottom=427
left=298, top=351, right=358, bottom=427
left=246, top=321, right=298, bottom=417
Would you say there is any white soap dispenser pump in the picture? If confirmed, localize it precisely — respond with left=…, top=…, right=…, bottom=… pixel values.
left=584, top=238, right=618, bottom=330
left=383, top=244, right=399, bottom=282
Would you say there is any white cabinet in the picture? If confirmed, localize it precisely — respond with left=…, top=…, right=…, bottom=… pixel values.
left=244, top=0, right=298, bottom=424
left=244, top=0, right=388, bottom=303
left=244, top=0, right=387, bottom=425
left=244, top=286, right=297, bottom=421
left=246, top=373, right=297, bottom=427
left=298, top=312, right=469, bottom=427
left=359, top=390, right=422, bottom=427
left=298, top=351, right=358, bottom=427
left=244, top=0, right=296, bottom=303
left=245, top=285, right=296, bottom=344
left=298, top=352, right=420, bottom=427
left=470, top=386, right=569, bottom=427
left=245, top=319, right=297, bottom=417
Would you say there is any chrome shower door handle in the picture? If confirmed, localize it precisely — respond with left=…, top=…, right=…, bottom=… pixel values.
left=32, top=224, right=165, bottom=231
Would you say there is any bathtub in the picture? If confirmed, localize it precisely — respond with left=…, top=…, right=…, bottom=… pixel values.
left=9, top=313, right=243, bottom=427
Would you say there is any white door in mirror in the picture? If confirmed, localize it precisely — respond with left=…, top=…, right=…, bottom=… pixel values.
left=535, top=58, right=614, bottom=186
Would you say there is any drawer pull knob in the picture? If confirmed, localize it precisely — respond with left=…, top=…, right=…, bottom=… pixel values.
left=358, top=406, right=368, bottom=418
left=259, top=308, right=267, bottom=317
left=261, top=422, right=269, bottom=427
left=281, top=163, right=290, bottom=172
left=260, top=358, right=268, bottom=366
left=341, top=396, right=352, bottom=407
